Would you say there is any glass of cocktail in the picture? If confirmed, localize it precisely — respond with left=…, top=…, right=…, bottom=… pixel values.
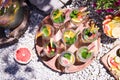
left=59, top=51, right=75, bottom=67
left=76, top=46, right=94, bottom=63
left=44, top=39, right=57, bottom=58
left=62, top=29, right=77, bottom=45
left=81, top=24, right=99, bottom=43
left=39, top=24, right=54, bottom=39
left=50, top=9, right=65, bottom=28
left=70, top=9, right=88, bottom=26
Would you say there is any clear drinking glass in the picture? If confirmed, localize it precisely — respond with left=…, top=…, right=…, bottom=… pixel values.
left=62, top=29, right=77, bottom=46
left=43, top=39, right=57, bottom=58
left=50, top=9, right=65, bottom=28
left=81, top=27, right=99, bottom=43
left=40, top=24, right=54, bottom=39
left=58, top=51, right=75, bottom=67
left=70, top=9, right=88, bottom=26
left=76, top=46, right=94, bottom=63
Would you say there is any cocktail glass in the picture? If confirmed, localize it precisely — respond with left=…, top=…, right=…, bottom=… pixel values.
left=70, top=9, right=88, bottom=26
left=59, top=51, right=75, bottom=68
left=62, top=29, right=77, bottom=46
left=43, top=39, right=57, bottom=58
left=81, top=26, right=99, bottom=43
left=39, top=24, right=54, bottom=39
left=76, top=46, right=94, bottom=63
left=50, top=9, right=65, bottom=28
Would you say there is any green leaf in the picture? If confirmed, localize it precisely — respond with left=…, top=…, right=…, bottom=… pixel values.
left=86, top=52, right=92, bottom=59
left=53, top=9, right=59, bottom=17
left=53, top=15, right=65, bottom=23
left=42, top=27, right=49, bottom=37
left=50, top=51, right=55, bottom=55
left=63, top=53, right=71, bottom=60
left=81, top=48, right=88, bottom=59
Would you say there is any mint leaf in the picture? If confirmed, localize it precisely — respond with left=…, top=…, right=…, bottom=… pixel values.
left=53, top=9, right=59, bottom=17
left=86, top=52, right=92, bottom=59
left=63, top=53, right=71, bottom=60
left=81, top=48, right=88, bottom=59
left=42, top=27, right=49, bottom=37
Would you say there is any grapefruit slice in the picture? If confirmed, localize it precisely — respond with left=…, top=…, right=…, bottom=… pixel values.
left=14, top=47, right=32, bottom=64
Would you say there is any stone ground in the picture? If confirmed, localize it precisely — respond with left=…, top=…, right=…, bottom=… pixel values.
left=0, top=0, right=120, bottom=80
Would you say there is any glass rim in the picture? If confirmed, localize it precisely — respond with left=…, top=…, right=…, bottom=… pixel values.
left=76, top=46, right=94, bottom=62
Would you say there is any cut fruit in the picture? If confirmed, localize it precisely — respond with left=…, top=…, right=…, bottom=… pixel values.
left=71, top=18, right=80, bottom=22
left=112, top=25, right=120, bottom=38
left=102, top=19, right=111, bottom=25
left=14, top=47, right=32, bottom=64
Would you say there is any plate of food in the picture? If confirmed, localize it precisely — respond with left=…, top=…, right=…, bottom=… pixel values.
left=102, top=14, right=120, bottom=38
left=101, top=44, right=120, bottom=80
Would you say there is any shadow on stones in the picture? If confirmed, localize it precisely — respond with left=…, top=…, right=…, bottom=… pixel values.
left=2, top=55, right=9, bottom=64
left=15, top=77, right=27, bottom=80
left=4, top=63, right=19, bottom=75
left=25, top=67, right=33, bottom=72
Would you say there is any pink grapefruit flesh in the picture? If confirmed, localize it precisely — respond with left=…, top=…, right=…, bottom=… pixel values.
left=15, top=48, right=32, bottom=64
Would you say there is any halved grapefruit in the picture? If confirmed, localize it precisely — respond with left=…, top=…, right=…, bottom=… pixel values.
left=14, top=47, right=32, bottom=64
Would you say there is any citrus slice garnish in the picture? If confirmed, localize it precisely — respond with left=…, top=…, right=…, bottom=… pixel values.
left=71, top=18, right=80, bottom=22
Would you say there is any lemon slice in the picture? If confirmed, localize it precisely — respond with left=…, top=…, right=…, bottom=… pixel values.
left=53, top=11, right=62, bottom=20
left=114, top=56, right=120, bottom=64
left=71, top=18, right=80, bottom=22
left=112, top=25, right=120, bottom=38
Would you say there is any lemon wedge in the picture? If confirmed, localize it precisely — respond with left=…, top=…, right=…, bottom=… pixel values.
left=71, top=18, right=80, bottom=22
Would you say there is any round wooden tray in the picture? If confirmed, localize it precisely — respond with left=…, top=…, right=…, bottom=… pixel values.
left=0, top=3, right=29, bottom=47
left=35, top=14, right=101, bottom=73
